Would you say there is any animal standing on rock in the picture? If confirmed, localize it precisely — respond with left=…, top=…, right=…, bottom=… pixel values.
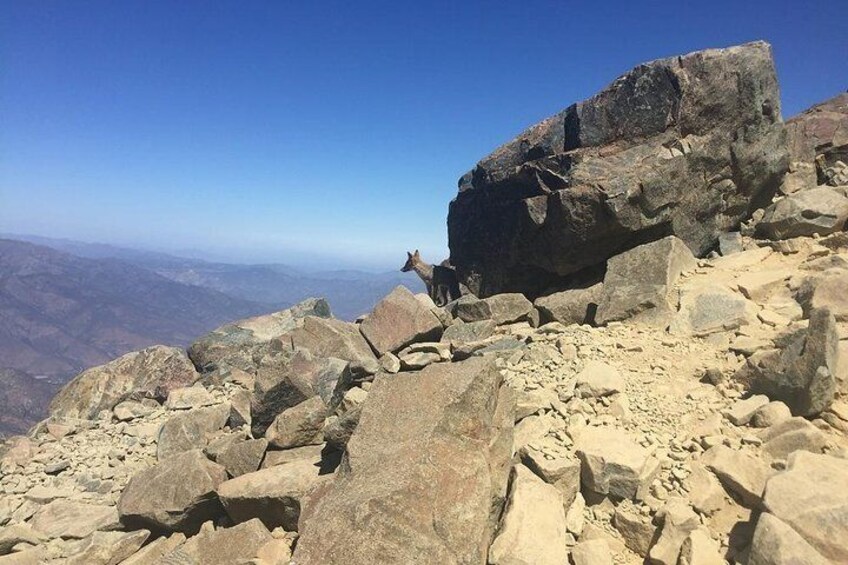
left=401, top=249, right=462, bottom=306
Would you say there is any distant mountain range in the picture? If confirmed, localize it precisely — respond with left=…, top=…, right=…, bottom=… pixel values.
left=0, top=235, right=423, bottom=434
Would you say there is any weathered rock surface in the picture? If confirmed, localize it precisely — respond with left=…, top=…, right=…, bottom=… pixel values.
left=118, top=450, right=227, bottom=534
left=359, top=286, right=442, bottom=356
left=448, top=42, right=787, bottom=297
left=217, top=438, right=268, bottom=478
left=648, top=498, right=699, bottom=565
left=160, top=518, right=272, bottom=565
left=187, top=298, right=331, bottom=372
left=534, top=283, right=603, bottom=325
left=157, top=402, right=231, bottom=460
left=572, top=539, right=613, bottom=565
left=264, top=396, right=328, bottom=449
left=288, top=315, right=377, bottom=368
left=748, top=512, right=829, bottom=565
left=217, top=459, right=323, bottom=531
left=293, top=357, right=513, bottom=564
left=250, top=348, right=346, bottom=436
left=440, top=320, right=496, bottom=347
left=759, top=416, right=827, bottom=460
left=483, top=293, right=535, bottom=325
left=757, top=187, right=848, bottom=239
left=670, top=284, right=758, bottom=337
left=29, top=500, right=119, bottom=540
left=784, top=92, right=848, bottom=189
left=49, top=346, right=198, bottom=420
left=576, top=427, right=659, bottom=500
left=762, top=451, right=848, bottom=562
left=597, top=236, right=697, bottom=326
left=576, top=360, right=625, bottom=397
left=741, top=307, right=838, bottom=415
left=488, top=464, right=568, bottom=565
left=701, top=445, right=769, bottom=507
left=65, top=530, right=150, bottom=565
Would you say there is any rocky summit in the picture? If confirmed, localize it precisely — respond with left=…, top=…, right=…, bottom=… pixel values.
left=2, top=42, right=848, bottom=565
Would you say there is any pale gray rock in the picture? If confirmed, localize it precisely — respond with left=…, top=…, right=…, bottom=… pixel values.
left=751, top=401, right=792, bottom=428
left=164, top=386, right=216, bottom=410
left=759, top=417, right=827, bottom=460
left=614, top=506, right=657, bottom=557
left=483, top=293, right=534, bottom=325
left=670, top=285, right=758, bottom=337
left=519, top=447, right=581, bottom=508
left=678, top=528, right=724, bottom=565
left=571, top=539, right=613, bottom=565
left=65, top=530, right=150, bottom=565
left=440, top=320, right=496, bottom=347
left=119, top=533, right=186, bottom=565
left=648, top=498, right=700, bottom=565
left=684, top=464, right=725, bottom=515
left=535, top=283, right=603, bottom=326
left=596, top=236, right=697, bottom=327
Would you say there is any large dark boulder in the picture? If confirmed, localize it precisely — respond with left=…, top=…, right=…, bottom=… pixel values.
left=448, top=42, right=788, bottom=297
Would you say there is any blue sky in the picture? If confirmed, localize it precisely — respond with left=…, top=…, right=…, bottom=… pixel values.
left=2, top=1, right=845, bottom=269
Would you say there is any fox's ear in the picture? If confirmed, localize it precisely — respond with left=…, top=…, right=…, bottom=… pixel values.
left=414, top=249, right=420, bottom=257
left=407, top=251, right=412, bottom=258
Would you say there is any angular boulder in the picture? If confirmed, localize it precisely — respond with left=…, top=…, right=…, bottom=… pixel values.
left=576, top=427, right=659, bottom=500
left=440, top=320, right=496, bottom=347
left=756, top=187, right=848, bottom=239
left=250, top=348, right=347, bottom=436
left=118, top=449, right=227, bottom=534
left=49, top=346, right=198, bottom=420
left=187, top=298, right=331, bottom=372
left=483, top=293, right=534, bottom=325
left=359, top=286, right=442, bottom=356
left=534, top=283, right=603, bottom=325
left=159, top=518, right=273, bottom=565
left=293, top=357, right=514, bottom=564
left=783, top=92, right=848, bottom=191
left=762, top=451, right=848, bottom=562
left=29, top=500, right=119, bottom=540
left=701, top=445, right=769, bottom=507
left=596, top=236, right=696, bottom=326
left=216, top=459, right=324, bottom=531
left=741, top=308, right=838, bottom=415
left=448, top=42, right=787, bottom=297
left=288, top=315, right=378, bottom=368
left=670, top=284, right=758, bottom=337
left=264, top=396, right=328, bottom=449
left=157, top=403, right=231, bottom=460
left=488, top=464, right=568, bottom=565
left=748, top=513, right=829, bottom=565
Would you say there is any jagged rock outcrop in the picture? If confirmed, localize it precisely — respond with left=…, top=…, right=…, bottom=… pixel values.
left=49, top=345, right=198, bottom=420
left=292, top=357, right=513, bottom=564
left=448, top=41, right=788, bottom=297
left=187, top=297, right=332, bottom=372
left=783, top=92, right=848, bottom=191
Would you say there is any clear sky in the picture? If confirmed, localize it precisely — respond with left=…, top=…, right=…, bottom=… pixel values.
left=2, top=1, right=846, bottom=269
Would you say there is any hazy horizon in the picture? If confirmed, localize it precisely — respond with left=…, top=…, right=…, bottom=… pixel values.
left=2, top=1, right=846, bottom=270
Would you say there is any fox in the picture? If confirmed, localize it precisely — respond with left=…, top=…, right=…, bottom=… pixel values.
left=401, top=250, right=462, bottom=307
